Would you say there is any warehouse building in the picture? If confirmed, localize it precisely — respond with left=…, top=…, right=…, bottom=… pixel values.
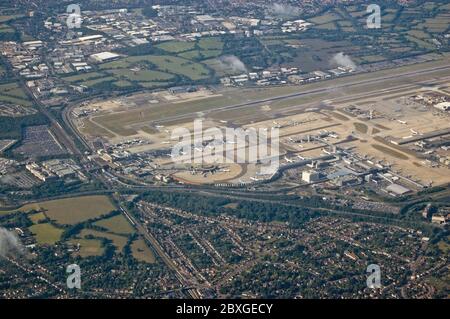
left=90, top=52, right=121, bottom=63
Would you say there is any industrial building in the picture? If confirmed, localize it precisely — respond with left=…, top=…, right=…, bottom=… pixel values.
left=90, top=52, right=121, bottom=63
left=302, top=170, right=321, bottom=183
left=386, top=183, right=411, bottom=196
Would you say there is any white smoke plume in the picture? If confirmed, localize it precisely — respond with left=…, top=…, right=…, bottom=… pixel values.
left=331, top=52, right=357, bottom=70
left=270, top=3, right=301, bottom=17
left=218, top=55, right=247, bottom=73
left=0, top=227, right=24, bottom=259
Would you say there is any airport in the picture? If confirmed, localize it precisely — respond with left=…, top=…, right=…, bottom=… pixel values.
left=68, top=56, right=450, bottom=194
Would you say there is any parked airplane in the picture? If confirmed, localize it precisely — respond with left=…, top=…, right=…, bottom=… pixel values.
left=284, top=156, right=294, bottom=163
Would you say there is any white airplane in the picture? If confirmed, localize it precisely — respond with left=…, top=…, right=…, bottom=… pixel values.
left=219, top=120, right=228, bottom=124
left=284, top=156, right=294, bottom=163
left=410, top=129, right=419, bottom=135
left=397, top=120, right=407, bottom=125
left=272, top=121, right=281, bottom=128
left=297, top=155, right=305, bottom=160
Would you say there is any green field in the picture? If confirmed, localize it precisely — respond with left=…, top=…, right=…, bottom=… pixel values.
left=80, top=229, right=128, bottom=252
left=0, top=83, right=32, bottom=106
left=113, top=80, right=133, bottom=88
left=156, top=41, right=196, bottom=53
left=179, top=49, right=222, bottom=60
left=68, top=238, right=104, bottom=257
left=198, top=37, right=224, bottom=51
left=28, top=212, right=47, bottom=223
left=29, top=223, right=64, bottom=245
left=12, top=195, right=116, bottom=225
left=82, top=76, right=116, bottom=88
left=131, top=238, right=156, bottom=263
left=107, top=68, right=174, bottom=82
left=63, top=72, right=106, bottom=83
left=94, top=214, right=135, bottom=235
left=99, top=55, right=210, bottom=81
left=138, top=81, right=172, bottom=89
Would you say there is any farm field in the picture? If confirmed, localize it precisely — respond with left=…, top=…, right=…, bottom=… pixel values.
left=7, top=195, right=116, bottom=225
left=0, top=82, right=32, bottom=107
left=107, top=68, right=174, bottom=82
left=131, top=238, right=156, bottom=263
left=156, top=41, right=196, bottom=53
left=79, top=229, right=129, bottom=252
left=94, top=214, right=135, bottom=235
left=0, top=196, right=152, bottom=259
left=99, top=54, right=211, bottom=81
left=29, top=223, right=64, bottom=245
left=68, top=238, right=104, bottom=257
left=28, top=212, right=47, bottom=223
